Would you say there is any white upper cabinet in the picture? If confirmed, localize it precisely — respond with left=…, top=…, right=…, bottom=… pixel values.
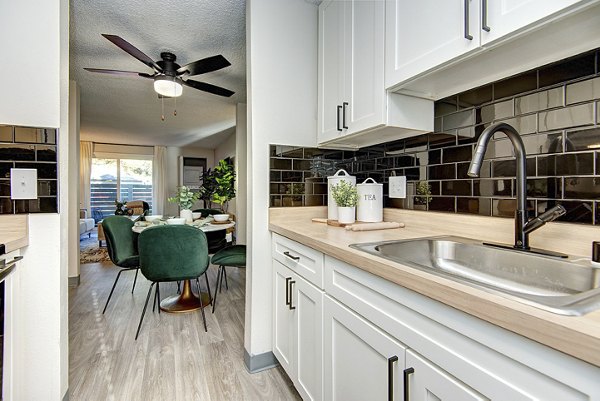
left=386, top=0, right=600, bottom=97
left=344, top=0, right=385, bottom=136
left=318, top=0, right=433, bottom=148
left=481, top=0, right=583, bottom=44
left=385, top=0, right=481, bottom=87
left=318, top=0, right=345, bottom=144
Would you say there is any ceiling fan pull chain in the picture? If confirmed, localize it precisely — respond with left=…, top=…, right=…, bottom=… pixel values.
left=161, top=96, right=165, bottom=121
left=174, top=95, right=177, bottom=116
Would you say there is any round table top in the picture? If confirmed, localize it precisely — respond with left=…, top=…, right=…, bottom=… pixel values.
left=132, top=220, right=235, bottom=234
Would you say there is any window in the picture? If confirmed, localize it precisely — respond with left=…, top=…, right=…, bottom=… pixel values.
left=91, top=157, right=152, bottom=220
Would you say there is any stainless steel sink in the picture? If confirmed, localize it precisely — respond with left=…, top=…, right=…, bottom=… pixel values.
left=350, top=236, right=600, bottom=315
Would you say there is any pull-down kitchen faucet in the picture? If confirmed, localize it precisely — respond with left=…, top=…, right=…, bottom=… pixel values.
left=467, top=122, right=566, bottom=255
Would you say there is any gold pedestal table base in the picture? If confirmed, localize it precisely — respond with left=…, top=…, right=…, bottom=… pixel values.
left=160, top=280, right=212, bottom=313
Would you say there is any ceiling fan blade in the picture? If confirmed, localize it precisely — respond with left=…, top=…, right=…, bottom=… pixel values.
left=183, top=79, right=235, bottom=97
left=84, top=68, right=154, bottom=78
left=101, top=34, right=162, bottom=72
left=177, top=55, right=231, bottom=76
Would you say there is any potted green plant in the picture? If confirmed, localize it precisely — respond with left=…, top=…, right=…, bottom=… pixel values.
left=210, top=159, right=236, bottom=212
left=168, top=185, right=200, bottom=223
left=331, top=180, right=358, bottom=224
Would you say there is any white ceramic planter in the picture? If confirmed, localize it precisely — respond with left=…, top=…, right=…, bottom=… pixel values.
left=180, top=209, right=193, bottom=224
left=328, top=169, right=356, bottom=220
left=357, top=178, right=383, bottom=222
left=337, top=206, right=356, bottom=224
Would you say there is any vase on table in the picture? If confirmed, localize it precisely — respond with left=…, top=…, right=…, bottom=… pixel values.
left=180, top=209, right=193, bottom=224
left=337, top=206, right=356, bottom=224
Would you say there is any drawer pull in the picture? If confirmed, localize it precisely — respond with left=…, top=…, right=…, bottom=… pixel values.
left=403, top=367, right=414, bottom=401
left=1, top=255, right=23, bottom=269
left=283, top=251, right=300, bottom=261
left=285, top=277, right=292, bottom=306
left=464, top=0, right=473, bottom=40
left=482, top=0, right=490, bottom=32
left=388, top=355, right=398, bottom=401
left=289, top=280, right=296, bottom=310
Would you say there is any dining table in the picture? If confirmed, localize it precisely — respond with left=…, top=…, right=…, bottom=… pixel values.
left=133, top=219, right=235, bottom=313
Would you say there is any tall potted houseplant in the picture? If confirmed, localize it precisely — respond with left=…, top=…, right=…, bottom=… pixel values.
left=168, top=185, right=200, bottom=223
left=331, top=180, right=358, bottom=224
left=210, top=159, right=236, bottom=212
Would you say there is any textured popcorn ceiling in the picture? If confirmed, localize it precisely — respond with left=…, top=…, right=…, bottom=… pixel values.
left=70, top=0, right=246, bottom=147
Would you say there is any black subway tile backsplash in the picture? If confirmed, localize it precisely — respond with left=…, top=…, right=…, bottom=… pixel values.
left=269, top=48, right=600, bottom=224
left=0, top=125, right=58, bottom=214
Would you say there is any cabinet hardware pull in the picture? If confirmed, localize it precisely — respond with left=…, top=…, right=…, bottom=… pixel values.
left=388, top=355, right=398, bottom=401
left=283, top=251, right=300, bottom=261
left=289, top=280, right=296, bottom=310
left=403, top=367, right=414, bottom=401
left=482, top=0, right=490, bottom=32
left=285, top=277, right=292, bottom=306
left=1, top=255, right=23, bottom=269
left=342, top=102, right=348, bottom=129
left=464, top=0, right=473, bottom=40
left=337, top=105, right=342, bottom=132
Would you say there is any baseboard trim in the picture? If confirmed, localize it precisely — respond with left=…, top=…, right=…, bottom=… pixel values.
left=62, top=389, right=69, bottom=401
left=68, top=275, right=80, bottom=288
left=243, top=349, right=279, bottom=373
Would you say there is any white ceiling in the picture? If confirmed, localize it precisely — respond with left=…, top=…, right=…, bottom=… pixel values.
left=70, top=0, right=246, bottom=148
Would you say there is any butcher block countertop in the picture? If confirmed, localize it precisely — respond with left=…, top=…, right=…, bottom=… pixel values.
left=269, top=206, right=600, bottom=367
left=0, top=215, right=29, bottom=255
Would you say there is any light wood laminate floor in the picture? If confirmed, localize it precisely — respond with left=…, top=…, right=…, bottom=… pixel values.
left=69, top=261, right=301, bottom=401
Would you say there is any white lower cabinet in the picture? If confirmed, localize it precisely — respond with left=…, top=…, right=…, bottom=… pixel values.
left=324, top=295, right=405, bottom=401
left=273, top=260, right=323, bottom=401
left=272, top=235, right=600, bottom=401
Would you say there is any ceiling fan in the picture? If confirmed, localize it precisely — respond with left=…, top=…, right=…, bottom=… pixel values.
left=85, top=34, right=235, bottom=98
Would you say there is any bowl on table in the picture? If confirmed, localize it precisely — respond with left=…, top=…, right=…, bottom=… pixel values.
left=166, top=217, right=186, bottom=225
left=213, top=214, right=229, bottom=222
left=192, top=212, right=202, bottom=220
left=145, top=215, right=163, bottom=223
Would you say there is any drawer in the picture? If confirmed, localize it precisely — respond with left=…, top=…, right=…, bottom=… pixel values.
left=272, top=233, right=324, bottom=289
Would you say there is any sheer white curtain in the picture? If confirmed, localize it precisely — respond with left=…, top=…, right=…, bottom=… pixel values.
left=79, top=141, right=93, bottom=214
left=152, top=146, right=167, bottom=215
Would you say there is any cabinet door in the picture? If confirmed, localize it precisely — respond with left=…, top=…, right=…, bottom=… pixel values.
left=294, top=274, right=323, bottom=401
left=318, top=0, right=345, bottom=144
left=324, top=296, right=406, bottom=401
left=481, top=0, right=583, bottom=45
left=273, top=260, right=295, bottom=375
left=345, top=0, right=385, bottom=135
left=405, top=350, right=487, bottom=401
left=385, top=0, right=480, bottom=87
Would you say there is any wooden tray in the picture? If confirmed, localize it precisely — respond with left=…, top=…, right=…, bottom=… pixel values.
left=211, top=219, right=232, bottom=225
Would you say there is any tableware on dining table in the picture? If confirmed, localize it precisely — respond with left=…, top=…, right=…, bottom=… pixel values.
left=166, top=217, right=186, bottom=225
left=210, top=219, right=232, bottom=225
left=145, top=215, right=163, bottom=223
left=192, top=212, right=202, bottom=220
left=213, top=214, right=230, bottom=222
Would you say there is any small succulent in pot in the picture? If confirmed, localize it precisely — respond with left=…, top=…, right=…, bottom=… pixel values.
left=331, top=180, right=358, bottom=224
left=331, top=180, right=358, bottom=207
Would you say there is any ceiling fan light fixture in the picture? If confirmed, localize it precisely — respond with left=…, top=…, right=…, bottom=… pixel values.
left=153, top=76, right=183, bottom=97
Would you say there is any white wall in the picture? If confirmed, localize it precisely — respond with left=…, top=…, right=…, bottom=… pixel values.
left=0, top=0, right=69, bottom=398
left=245, top=0, right=318, bottom=359
left=215, top=131, right=236, bottom=162
left=69, top=81, right=81, bottom=280
left=163, top=146, right=215, bottom=216
left=235, top=104, right=247, bottom=245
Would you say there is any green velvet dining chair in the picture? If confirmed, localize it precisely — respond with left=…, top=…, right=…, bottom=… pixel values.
left=135, top=225, right=211, bottom=340
left=102, top=215, right=140, bottom=314
left=211, top=245, right=246, bottom=313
